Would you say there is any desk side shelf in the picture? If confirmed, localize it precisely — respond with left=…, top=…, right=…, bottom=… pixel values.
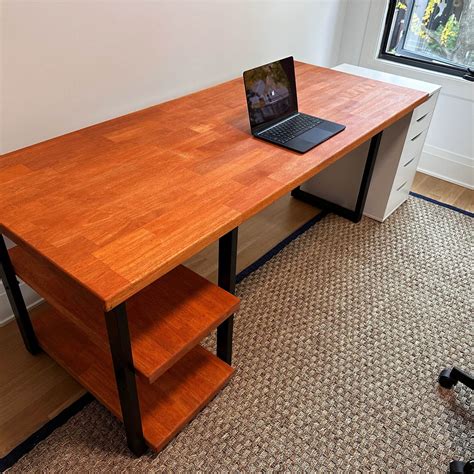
left=30, top=302, right=234, bottom=451
left=9, top=245, right=240, bottom=383
left=8, top=245, right=238, bottom=451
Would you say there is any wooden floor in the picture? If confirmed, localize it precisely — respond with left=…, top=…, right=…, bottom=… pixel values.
left=412, top=173, right=473, bottom=213
left=1, top=172, right=472, bottom=457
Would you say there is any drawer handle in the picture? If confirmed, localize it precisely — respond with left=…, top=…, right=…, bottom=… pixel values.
left=416, top=113, right=429, bottom=122
left=397, top=181, right=408, bottom=192
left=411, top=131, right=423, bottom=142
left=404, top=156, right=416, bottom=168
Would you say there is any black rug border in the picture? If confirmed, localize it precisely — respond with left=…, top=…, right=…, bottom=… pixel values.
left=0, top=394, right=94, bottom=472
left=1, top=192, right=470, bottom=471
left=410, top=191, right=473, bottom=218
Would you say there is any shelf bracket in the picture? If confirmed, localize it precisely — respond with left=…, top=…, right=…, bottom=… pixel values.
left=291, top=131, right=383, bottom=223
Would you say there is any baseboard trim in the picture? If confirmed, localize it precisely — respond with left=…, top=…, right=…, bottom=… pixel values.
left=418, top=145, right=473, bottom=189
left=0, top=315, right=14, bottom=327
left=0, top=283, right=43, bottom=327
left=0, top=299, right=44, bottom=327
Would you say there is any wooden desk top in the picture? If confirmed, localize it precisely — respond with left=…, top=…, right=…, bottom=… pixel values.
left=0, top=63, right=427, bottom=310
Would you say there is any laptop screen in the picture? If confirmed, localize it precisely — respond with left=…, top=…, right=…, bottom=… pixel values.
left=243, top=56, right=298, bottom=131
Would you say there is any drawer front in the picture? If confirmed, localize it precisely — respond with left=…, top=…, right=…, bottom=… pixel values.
left=395, top=151, right=419, bottom=185
left=401, top=127, right=428, bottom=162
left=409, top=110, right=432, bottom=137
left=414, top=93, right=437, bottom=121
left=386, top=179, right=411, bottom=217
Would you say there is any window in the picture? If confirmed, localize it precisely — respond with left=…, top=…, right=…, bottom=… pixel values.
left=379, top=0, right=474, bottom=79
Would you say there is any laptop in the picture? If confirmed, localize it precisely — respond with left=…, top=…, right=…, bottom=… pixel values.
left=243, top=56, right=346, bottom=153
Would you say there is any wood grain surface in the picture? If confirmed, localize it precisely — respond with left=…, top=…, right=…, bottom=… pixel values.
left=0, top=62, right=428, bottom=310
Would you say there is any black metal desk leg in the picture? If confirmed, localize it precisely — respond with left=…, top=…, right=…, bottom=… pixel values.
left=0, top=235, right=40, bottom=354
left=352, top=131, right=383, bottom=222
left=105, top=304, right=147, bottom=456
left=291, top=131, right=383, bottom=223
left=216, top=227, right=238, bottom=365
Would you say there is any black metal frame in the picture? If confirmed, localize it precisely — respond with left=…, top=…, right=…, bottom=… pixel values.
left=291, top=132, right=383, bottom=223
left=104, top=304, right=147, bottom=456
left=0, top=235, right=40, bottom=354
left=216, top=227, right=238, bottom=365
left=379, top=0, right=472, bottom=80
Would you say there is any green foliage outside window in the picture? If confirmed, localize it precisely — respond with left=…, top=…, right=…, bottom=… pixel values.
left=383, top=0, right=473, bottom=71
left=422, top=0, right=441, bottom=24
left=404, top=0, right=471, bottom=66
left=440, top=14, right=460, bottom=49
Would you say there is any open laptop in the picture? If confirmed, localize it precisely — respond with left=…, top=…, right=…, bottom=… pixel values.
left=243, top=57, right=345, bottom=153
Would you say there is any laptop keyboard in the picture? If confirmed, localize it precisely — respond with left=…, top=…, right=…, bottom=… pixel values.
left=259, top=114, right=323, bottom=144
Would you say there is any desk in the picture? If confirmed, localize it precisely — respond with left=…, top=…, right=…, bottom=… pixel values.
left=0, top=62, right=427, bottom=455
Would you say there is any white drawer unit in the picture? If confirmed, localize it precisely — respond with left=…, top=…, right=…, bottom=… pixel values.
left=301, top=64, right=441, bottom=222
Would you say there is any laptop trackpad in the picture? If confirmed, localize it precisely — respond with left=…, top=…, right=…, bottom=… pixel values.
left=286, top=128, right=333, bottom=153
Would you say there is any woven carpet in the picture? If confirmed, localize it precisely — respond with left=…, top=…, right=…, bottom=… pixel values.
left=8, top=196, right=473, bottom=472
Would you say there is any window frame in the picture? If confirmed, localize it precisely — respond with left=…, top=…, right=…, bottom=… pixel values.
left=378, top=0, right=469, bottom=79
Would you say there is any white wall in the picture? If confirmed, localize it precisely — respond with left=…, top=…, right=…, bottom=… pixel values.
left=0, top=0, right=347, bottom=325
left=337, top=0, right=370, bottom=66
left=338, top=0, right=474, bottom=189
left=1, top=0, right=347, bottom=154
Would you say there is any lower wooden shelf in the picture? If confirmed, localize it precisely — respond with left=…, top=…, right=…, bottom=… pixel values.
left=30, top=302, right=234, bottom=452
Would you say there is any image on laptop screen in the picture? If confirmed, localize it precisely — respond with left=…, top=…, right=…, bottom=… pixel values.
left=243, top=57, right=297, bottom=128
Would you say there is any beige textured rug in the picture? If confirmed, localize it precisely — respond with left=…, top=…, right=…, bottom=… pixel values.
left=9, top=196, right=473, bottom=472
